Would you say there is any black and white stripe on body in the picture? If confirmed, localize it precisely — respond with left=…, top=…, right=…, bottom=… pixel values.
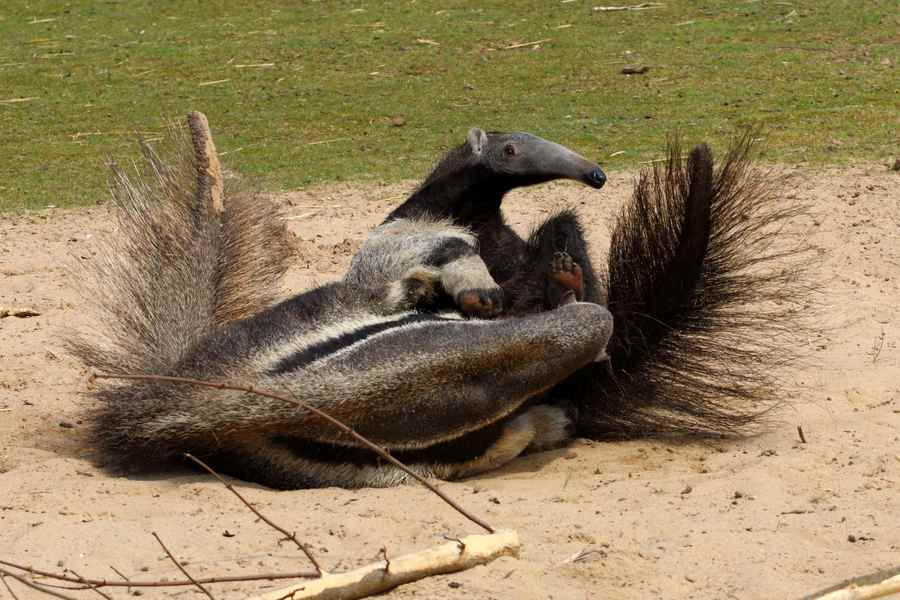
left=241, top=300, right=611, bottom=449
left=268, top=312, right=439, bottom=375
left=96, top=265, right=612, bottom=488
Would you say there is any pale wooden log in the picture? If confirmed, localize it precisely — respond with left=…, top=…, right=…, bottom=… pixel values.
left=810, top=571, right=900, bottom=600
left=248, top=529, right=519, bottom=600
left=186, top=111, right=224, bottom=214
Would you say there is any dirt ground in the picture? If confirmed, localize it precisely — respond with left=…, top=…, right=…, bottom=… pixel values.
left=1, top=165, right=898, bottom=599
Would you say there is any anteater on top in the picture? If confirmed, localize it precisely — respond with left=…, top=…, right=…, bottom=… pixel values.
left=71, top=117, right=613, bottom=489
left=348, top=127, right=809, bottom=440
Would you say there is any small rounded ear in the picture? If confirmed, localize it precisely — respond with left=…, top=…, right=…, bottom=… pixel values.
left=466, top=127, right=488, bottom=156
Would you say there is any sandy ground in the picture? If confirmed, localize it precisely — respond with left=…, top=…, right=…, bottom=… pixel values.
left=0, top=165, right=898, bottom=600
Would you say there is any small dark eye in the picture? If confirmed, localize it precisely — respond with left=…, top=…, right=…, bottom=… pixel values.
left=503, top=143, right=517, bottom=157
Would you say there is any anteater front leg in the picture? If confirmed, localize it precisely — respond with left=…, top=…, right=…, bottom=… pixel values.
left=346, top=218, right=505, bottom=318
left=425, top=237, right=505, bottom=318
left=375, top=267, right=442, bottom=314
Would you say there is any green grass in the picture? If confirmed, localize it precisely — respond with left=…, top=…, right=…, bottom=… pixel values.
left=1, top=1, right=897, bottom=211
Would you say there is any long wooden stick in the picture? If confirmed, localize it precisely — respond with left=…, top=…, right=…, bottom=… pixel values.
left=806, top=569, right=900, bottom=600
left=593, top=2, right=662, bottom=11
left=247, top=530, right=519, bottom=600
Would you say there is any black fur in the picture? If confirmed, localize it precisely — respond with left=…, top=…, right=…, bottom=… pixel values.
left=390, top=129, right=605, bottom=312
left=576, top=136, right=811, bottom=437
left=389, top=130, right=812, bottom=438
left=269, top=313, right=438, bottom=375
left=424, top=237, right=478, bottom=267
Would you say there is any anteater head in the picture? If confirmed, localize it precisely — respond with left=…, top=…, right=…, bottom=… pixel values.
left=389, top=127, right=606, bottom=222
left=465, top=127, right=606, bottom=191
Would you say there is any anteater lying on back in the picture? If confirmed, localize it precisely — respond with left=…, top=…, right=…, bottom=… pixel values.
left=349, top=127, right=810, bottom=440
left=72, top=116, right=808, bottom=489
left=71, top=116, right=613, bottom=489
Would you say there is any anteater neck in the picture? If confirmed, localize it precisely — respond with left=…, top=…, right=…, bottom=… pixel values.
left=386, top=162, right=510, bottom=224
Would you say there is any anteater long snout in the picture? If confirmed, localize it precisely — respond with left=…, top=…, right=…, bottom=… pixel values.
left=529, top=136, right=606, bottom=189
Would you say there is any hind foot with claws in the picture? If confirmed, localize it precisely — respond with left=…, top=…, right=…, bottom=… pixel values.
left=547, top=251, right=584, bottom=307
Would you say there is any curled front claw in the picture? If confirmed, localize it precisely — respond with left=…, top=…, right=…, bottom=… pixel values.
left=456, top=287, right=505, bottom=318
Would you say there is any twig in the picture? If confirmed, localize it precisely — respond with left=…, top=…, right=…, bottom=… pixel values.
left=69, top=130, right=159, bottom=141
left=1, top=573, right=21, bottom=600
left=560, top=548, right=603, bottom=564
left=797, top=425, right=807, bottom=444
left=378, top=547, right=391, bottom=574
left=151, top=532, right=216, bottom=600
left=283, top=211, right=321, bottom=220
left=305, top=137, right=350, bottom=146
left=501, top=39, right=550, bottom=50
left=593, top=3, right=663, bottom=11
left=0, top=560, right=316, bottom=589
left=0, top=308, right=41, bottom=318
left=442, top=535, right=466, bottom=553
left=108, top=566, right=131, bottom=594
left=870, top=330, right=885, bottom=364
left=640, top=154, right=689, bottom=164
left=0, top=567, right=79, bottom=600
left=94, top=373, right=495, bottom=534
left=247, top=530, right=519, bottom=600
left=66, top=569, right=111, bottom=600
left=184, top=453, right=324, bottom=576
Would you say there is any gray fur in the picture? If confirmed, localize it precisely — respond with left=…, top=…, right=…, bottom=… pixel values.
left=346, top=216, right=504, bottom=317
left=72, top=118, right=614, bottom=489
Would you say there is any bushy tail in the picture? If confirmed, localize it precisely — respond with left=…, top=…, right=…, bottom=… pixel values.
left=69, top=112, right=290, bottom=376
left=575, top=134, right=814, bottom=438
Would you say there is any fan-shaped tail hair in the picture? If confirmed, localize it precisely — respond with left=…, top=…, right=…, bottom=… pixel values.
left=575, top=133, right=815, bottom=438
left=68, top=114, right=290, bottom=376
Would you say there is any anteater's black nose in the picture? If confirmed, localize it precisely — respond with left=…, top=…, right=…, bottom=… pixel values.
left=587, top=167, right=606, bottom=189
